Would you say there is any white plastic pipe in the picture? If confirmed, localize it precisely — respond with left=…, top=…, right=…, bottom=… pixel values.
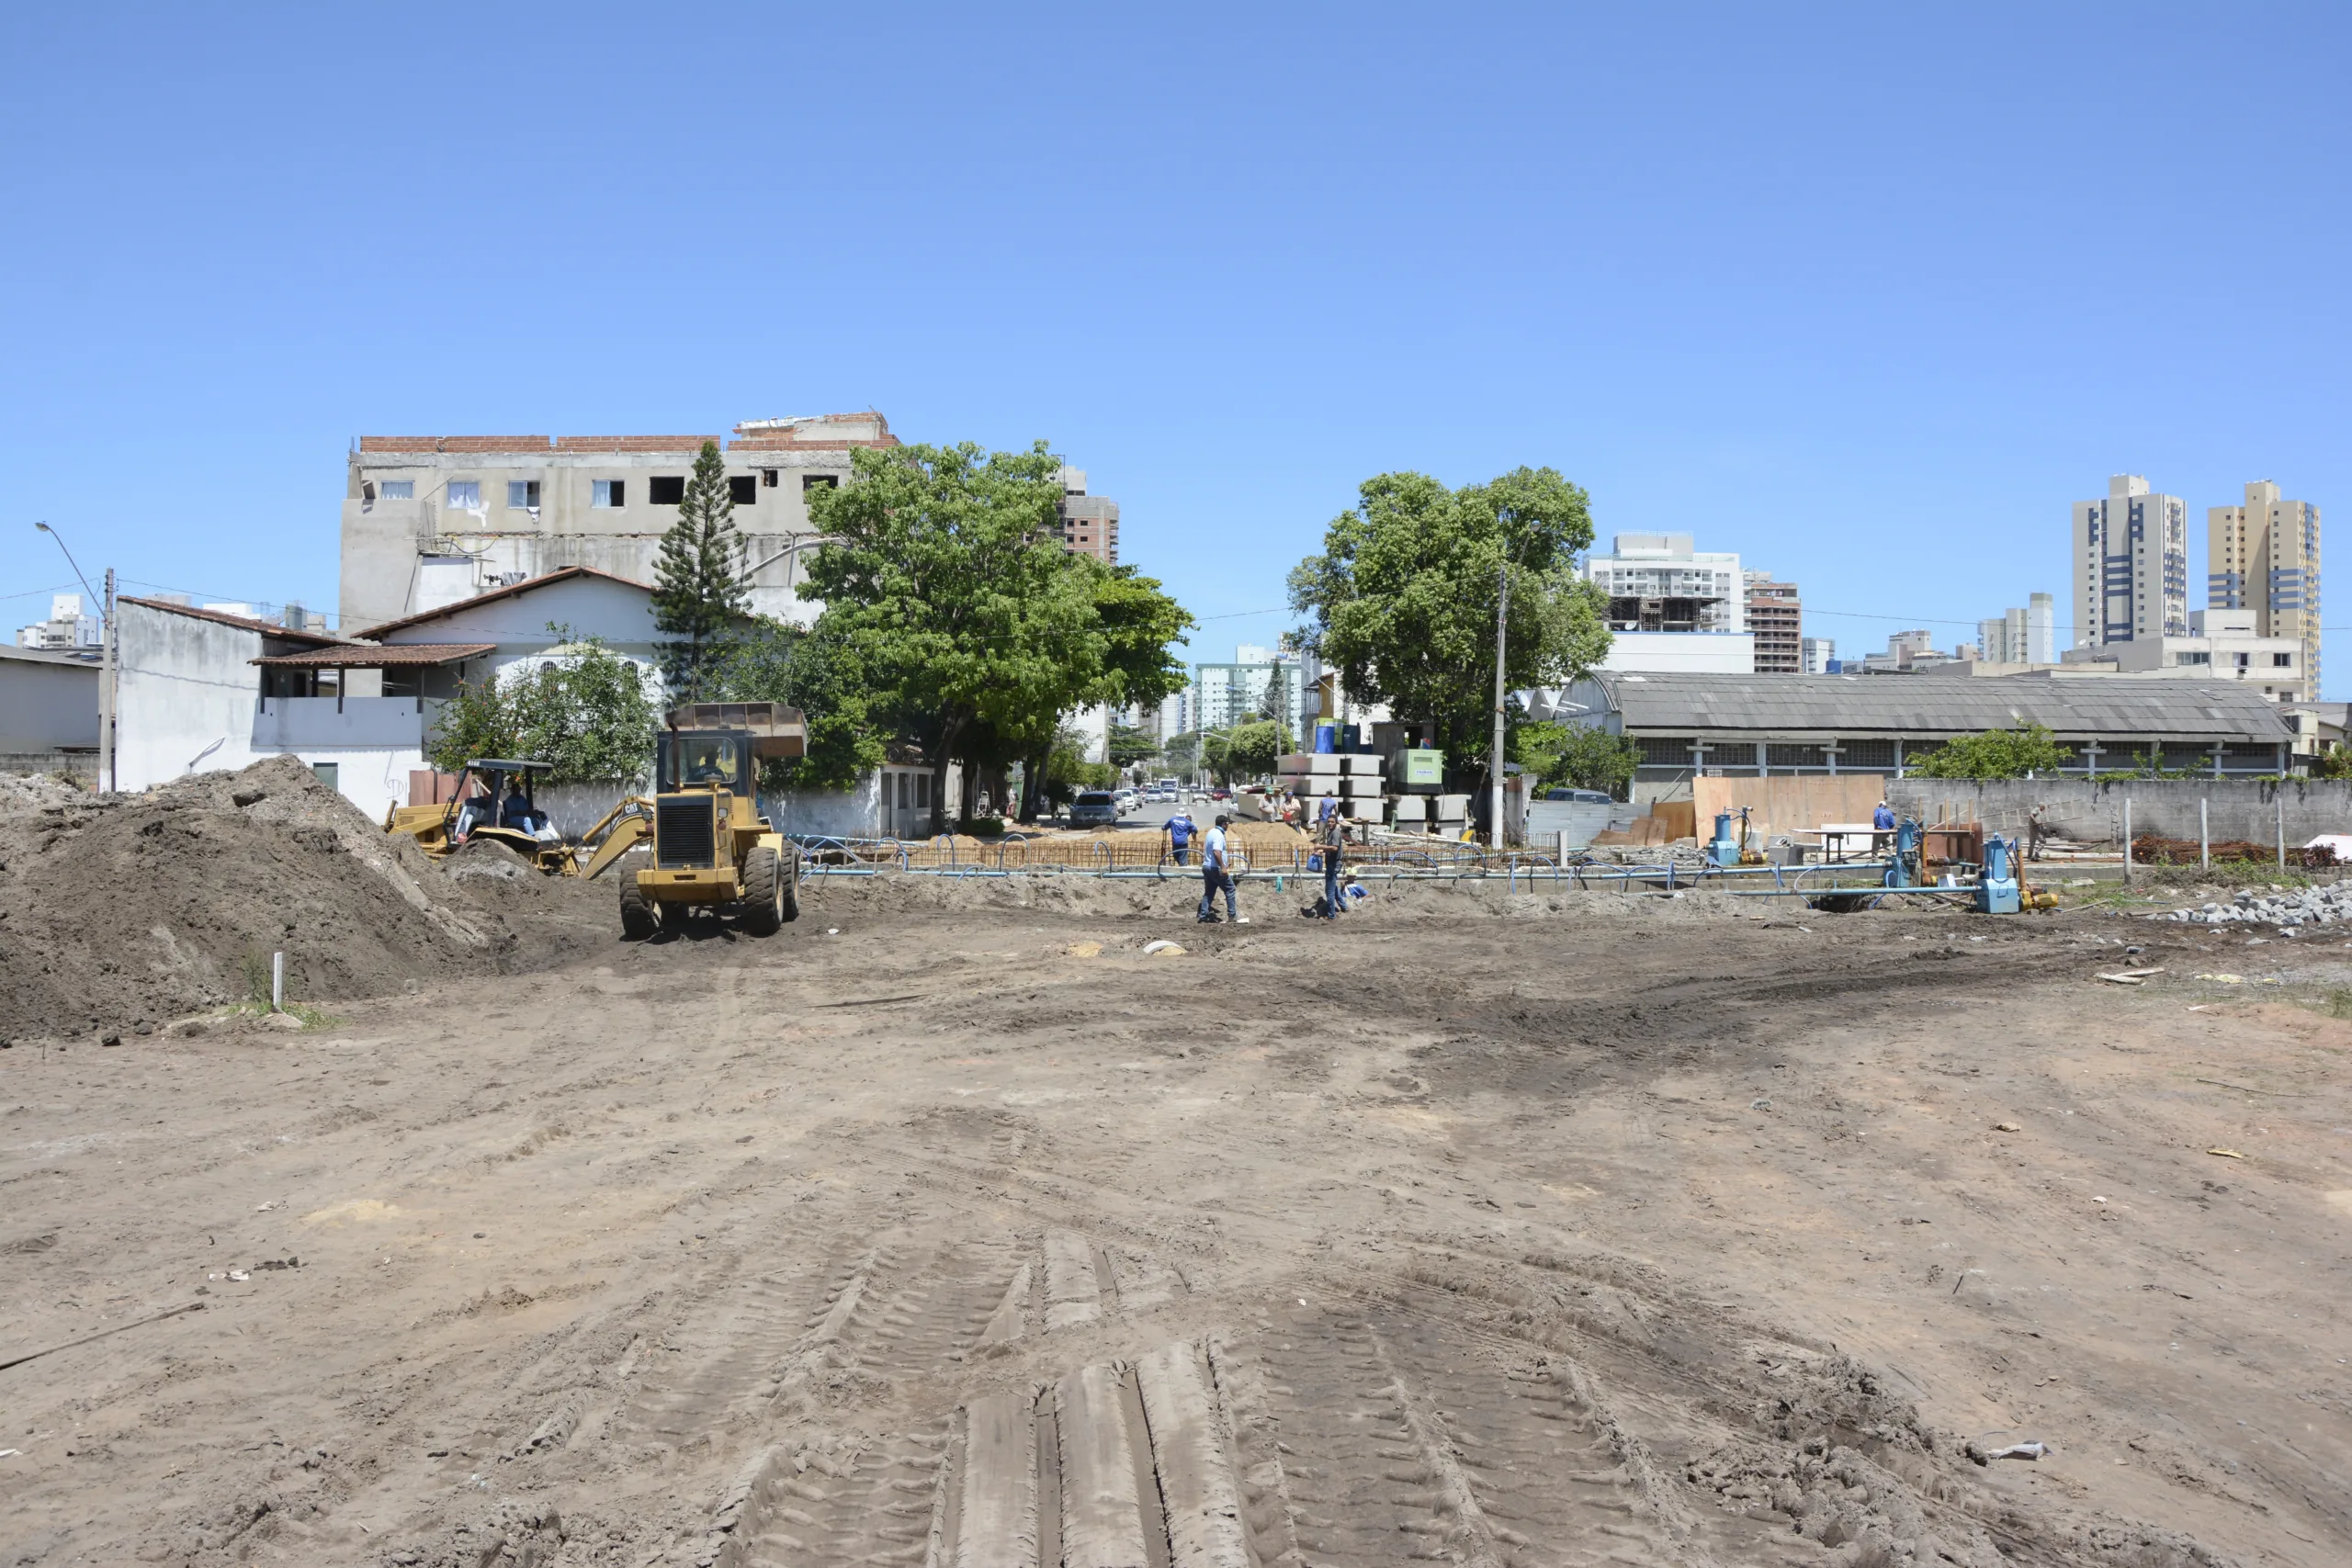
left=271, top=952, right=284, bottom=1013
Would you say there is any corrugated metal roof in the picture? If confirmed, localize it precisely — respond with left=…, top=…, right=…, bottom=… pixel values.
left=1590, top=671, right=2295, bottom=741
left=251, top=643, right=495, bottom=669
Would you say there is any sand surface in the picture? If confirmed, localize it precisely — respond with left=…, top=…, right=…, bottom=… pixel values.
left=4, top=868, right=2349, bottom=1567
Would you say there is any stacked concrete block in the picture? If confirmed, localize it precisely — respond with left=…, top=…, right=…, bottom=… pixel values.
left=1433, top=792, right=1470, bottom=834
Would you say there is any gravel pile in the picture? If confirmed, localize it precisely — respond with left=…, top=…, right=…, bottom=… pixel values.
left=2160, top=883, right=2352, bottom=929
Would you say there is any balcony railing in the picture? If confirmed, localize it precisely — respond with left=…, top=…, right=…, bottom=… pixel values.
left=253, top=695, right=438, bottom=750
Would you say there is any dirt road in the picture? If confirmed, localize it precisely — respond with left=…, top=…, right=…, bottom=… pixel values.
left=4, top=877, right=2348, bottom=1567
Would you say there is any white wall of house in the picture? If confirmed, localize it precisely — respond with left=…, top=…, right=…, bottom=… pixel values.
left=369, top=571, right=664, bottom=678
left=115, top=599, right=424, bottom=820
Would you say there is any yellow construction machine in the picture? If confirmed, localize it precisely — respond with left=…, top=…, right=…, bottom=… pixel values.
left=384, top=758, right=576, bottom=874
left=579, top=702, right=807, bottom=938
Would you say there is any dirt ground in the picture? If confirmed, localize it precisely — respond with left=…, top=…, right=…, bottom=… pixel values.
left=5, top=870, right=2350, bottom=1568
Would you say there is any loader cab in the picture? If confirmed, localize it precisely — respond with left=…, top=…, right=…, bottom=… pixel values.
left=452, top=759, right=555, bottom=842
left=659, top=732, right=746, bottom=792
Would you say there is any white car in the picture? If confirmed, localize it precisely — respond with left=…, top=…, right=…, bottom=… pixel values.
left=1115, top=790, right=1142, bottom=815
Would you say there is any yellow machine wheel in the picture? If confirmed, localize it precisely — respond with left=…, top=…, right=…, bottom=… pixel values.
left=619, top=869, right=662, bottom=941
left=779, top=846, right=800, bottom=924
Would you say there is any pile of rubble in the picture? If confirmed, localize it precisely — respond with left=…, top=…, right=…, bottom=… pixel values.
left=2160, top=883, right=2352, bottom=930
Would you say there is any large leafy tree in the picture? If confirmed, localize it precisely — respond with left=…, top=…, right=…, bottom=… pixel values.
left=651, top=439, right=751, bottom=700
left=802, top=441, right=1088, bottom=833
left=1288, top=468, right=1609, bottom=789
left=1007, top=560, right=1193, bottom=821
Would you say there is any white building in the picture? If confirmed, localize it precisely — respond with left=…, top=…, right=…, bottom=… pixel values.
left=2073, top=475, right=2188, bottom=649
left=1977, top=592, right=2058, bottom=666
left=17, top=592, right=102, bottom=652
left=1195, top=646, right=1307, bottom=732
left=2058, top=606, right=2305, bottom=702
left=2210, top=479, right=2322, bottom=698
left=1800, top=637, right=1835, bottom=674
left=1584, top=533, right=1752, bottom=671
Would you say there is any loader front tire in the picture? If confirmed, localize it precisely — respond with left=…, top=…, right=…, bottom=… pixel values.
left=779, top=845, right=800, bottom=924
left=619, top=869, right=662, bottom=941
left=740, top=846, right=784, bottom=935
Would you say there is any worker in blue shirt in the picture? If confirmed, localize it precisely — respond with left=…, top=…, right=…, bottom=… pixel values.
left=1163, top=807, right=1197, bottom=867
left=1873, top=800, right=1897, bottom=830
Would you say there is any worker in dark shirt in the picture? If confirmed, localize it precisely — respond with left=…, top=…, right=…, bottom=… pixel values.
left=1873, top=800, right=1897, bottom=830
left=1316, top=799, right=1345, bottom=919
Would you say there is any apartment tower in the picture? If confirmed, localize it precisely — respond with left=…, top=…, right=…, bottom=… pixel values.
left=2072, top=475, right=2188, bottom=648
left=2210, top=479, right=2321, bottom=696
left=1743, top=572, right=1803, bottom=673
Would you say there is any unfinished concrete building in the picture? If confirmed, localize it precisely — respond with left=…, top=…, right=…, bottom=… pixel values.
left=339, top=413, right=900, bottom=631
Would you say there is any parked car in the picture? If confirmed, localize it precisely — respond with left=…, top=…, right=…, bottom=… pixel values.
left=1116, top=789, right=1142, bottom=814
left=1542, top=787, right=1614, bottom=803
left=1069, top=790, right=1120, bottom=827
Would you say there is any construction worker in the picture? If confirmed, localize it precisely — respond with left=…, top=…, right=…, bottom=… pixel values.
left=1316, top=798, right=1345, bottom=919
left=1197, top=813, right=1240, bottom=924
left=1873, top=799, right=1896, bottom=830
left=1163, top=806, right=1198, bottom=867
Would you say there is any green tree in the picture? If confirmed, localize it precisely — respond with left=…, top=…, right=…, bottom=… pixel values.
left=1226, top=720, right=1293, bottom=779
left=1287, top=467, right=1609, bottom=791
left=652, top=439, right=752, bottom=700
left=1160, top=730, right=1202, bottom=779
left=1105, top=723, right=1157, bottom=769
left=805, top=441, right=1192, bottom=832
left=425, top=628, right=657, bottom=784
left=1909, top=721, right=2067, bottom=780
left=708, top=614, right=886, bottom=793
left=1199, top=728, right=1233, bottom=784
left=1513, top=720, right=1640, bottom=799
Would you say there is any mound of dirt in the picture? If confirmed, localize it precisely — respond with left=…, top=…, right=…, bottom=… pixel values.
left=0, top=756, right=612, bottom=1042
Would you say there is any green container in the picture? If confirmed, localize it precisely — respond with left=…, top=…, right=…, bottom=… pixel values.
left=1399, top=749, right=1443, bottom=786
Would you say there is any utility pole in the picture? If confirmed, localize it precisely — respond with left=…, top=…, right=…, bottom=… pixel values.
left=1489, top=556, right=1510, bottom=848
left=100, top=567, right=116, bottom=792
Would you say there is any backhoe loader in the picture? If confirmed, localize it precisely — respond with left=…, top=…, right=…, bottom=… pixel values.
left=385, top=759, right=574, bottom=874
left=577, top=702, right=807, bottom=938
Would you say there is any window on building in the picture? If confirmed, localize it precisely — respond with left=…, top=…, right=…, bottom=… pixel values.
left=803, top=474, right=839, bottom=492
left=379, top=479, right=414, bottom=501
left=592, top=479, right=625, bottom=508
left=310, top=761, right=339, bottom=792
left=2275, top=652, right=2293, bottom=667
left=762, top=468, right=779, bottom=488
left=507, top=479, right=541, bottom=510
left=447, top=480, right=481, bottom=510
left=729, top=475, right=758, bottom=505
left=2235, top=652, right=2251, bottom=669
left=649, top=476, right=685, bottom=505
left=916, top=773, right=931, bottom=808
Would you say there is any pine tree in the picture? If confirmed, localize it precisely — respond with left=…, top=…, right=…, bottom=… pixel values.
left=651, top=439, right=752, bottom=700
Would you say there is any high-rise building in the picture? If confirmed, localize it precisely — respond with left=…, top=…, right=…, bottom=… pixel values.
left=1800, top=636, right=1835, bottom=674
left=2072, top=475, right=2188, bottom=648
left=1193, top=646, right=1306, bottom=733
left=1054, top=467, right=1120, bottom=564
left=16, top=592, right=101, bottom=652
left=1743, top=572, right=1802, bottom=673
left=1583, top=534, right=1754, bottom=672
left=1974, top=593, right=2056, bottom=665
left=2210, top=479, right=2321, bottom=697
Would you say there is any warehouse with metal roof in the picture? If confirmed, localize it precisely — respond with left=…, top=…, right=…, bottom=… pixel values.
left=1531, top=671, right=2295, bottom=795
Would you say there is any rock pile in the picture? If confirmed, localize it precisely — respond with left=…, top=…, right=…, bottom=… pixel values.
left=2161, top=883, right=2352, bottom=929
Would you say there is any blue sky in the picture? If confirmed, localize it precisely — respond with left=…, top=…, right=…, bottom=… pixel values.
left=4, top=6, right=2346, bottom=687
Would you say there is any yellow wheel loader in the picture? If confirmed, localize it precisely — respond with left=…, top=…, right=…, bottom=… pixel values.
left=384, top=758, right=575, bottom=874
left=577, top=702, right=807, bottom=939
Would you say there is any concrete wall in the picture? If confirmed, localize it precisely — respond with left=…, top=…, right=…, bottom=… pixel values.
left=1884, top=776, right=2352, bottom=848
left=0, top=651, right=98, bottom=750
left=375, top=574, right=662, bottom=671
left=528, top=773, right=901, bottom=843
